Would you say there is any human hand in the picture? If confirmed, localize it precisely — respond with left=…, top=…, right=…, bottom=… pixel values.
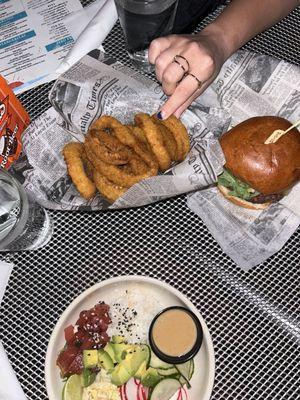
left=148, top=29, right=226, bottom=119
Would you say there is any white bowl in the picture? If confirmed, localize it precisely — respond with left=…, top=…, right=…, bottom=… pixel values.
left=45, top=276, right=215, bottom=400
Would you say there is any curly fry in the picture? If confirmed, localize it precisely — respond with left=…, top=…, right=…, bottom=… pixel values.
left=128, top=125, right=148, bottom=145
left=152, top=117, right=179, bottom=161
left=127, top=155, right=149, bottom=175
left=85, top=129, right=131, bottom=165
left=63, top=142, right=96, bottom=199
left=85, top=140, right=152, bottom=187
left=161, top=115, right=190, bottom=161
left=63, top=114, right=190, bottom=204
left=93, top=171, right=127, bottom=203
left=93, top=115, right=158, bottom=176
left=128, top=125, right=156, bottom=157
left=134, top=113, right=171, bottom=171
left=82, top=149, right=94, bottom=180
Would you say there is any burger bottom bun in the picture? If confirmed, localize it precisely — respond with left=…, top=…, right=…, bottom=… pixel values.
left=217, top=184, right=271, bottom=210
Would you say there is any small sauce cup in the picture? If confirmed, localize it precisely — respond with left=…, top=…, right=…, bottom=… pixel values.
left=149, top=306, right=203, bottom=364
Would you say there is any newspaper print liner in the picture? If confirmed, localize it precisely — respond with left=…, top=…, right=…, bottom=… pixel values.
left=14, top=50, right=227, bottom=211
left=188, top=50, right=300, bottom=269
left=12, top=49, right=300, bottom=269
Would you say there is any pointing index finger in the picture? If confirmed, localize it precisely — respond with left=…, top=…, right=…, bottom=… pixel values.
left=159, top=74, right=203, bottom=119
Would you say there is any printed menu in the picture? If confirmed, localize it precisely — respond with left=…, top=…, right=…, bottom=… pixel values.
left=0, top=0, right=82, bottom=93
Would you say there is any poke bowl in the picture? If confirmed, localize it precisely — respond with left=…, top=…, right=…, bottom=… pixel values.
left=45, top=276, right=215, bottom=400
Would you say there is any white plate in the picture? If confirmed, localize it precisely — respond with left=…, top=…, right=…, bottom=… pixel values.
left=45, top=276, right=215, bottom=400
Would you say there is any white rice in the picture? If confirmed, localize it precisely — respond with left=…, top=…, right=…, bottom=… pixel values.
left=107, top=285, right=163, bottom=344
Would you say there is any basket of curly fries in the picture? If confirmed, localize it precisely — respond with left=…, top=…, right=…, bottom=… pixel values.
left=63, top=114, right=191, bottom=203
left=13, top=52, right=227, bottom=211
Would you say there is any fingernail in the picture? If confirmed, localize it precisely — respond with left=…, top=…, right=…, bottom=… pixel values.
left=156, top=111, right=163, bottom=120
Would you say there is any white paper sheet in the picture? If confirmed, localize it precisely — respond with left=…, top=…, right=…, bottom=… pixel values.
left=0, top=261, right=25, bottom=399
left=63, top=0, right=108, bottom=41
left=0, top=0, right=83, bottom=94
left=55, top=0, right=117, bottom=75
left=0, top=260, right=12, bottom=304
left=0, top=342, right=27, bottom=400
left=279, top=182, right=300, bottom=217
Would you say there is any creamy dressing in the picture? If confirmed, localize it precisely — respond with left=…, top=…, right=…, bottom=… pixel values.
left=152, top=309, right=197, bottom=357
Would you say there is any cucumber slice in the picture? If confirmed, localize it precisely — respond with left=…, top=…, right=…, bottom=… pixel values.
left=175, top=361, right=193, bottom=389
left=188, top=359, right=195, bottom=380
left=160, top=373, right=180, bottom=381
left=175, top=361, right=191, bottom=382
left=179, top=375, right=191, bottom=389
left=157, top=367, right=178, bottom=376
left=149, top=351, right=173, bottom=370
left=143, top=344, right=151, bottom=367
left=150, top=378, right=181, bottom=400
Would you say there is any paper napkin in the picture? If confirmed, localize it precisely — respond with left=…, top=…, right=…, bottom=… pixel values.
left=64, top=0, right=108, bottom=41
left=56, top=0, right=117, bottom=74
left=0, top=261, right=27, bottom=399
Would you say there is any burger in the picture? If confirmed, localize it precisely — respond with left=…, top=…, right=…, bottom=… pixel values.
left=217, top=116, right=300, bottom=210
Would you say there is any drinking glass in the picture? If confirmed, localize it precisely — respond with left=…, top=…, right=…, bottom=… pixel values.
left=114, top=0, right=179, bottom=72
left=0, top=168, right=53, bottom=252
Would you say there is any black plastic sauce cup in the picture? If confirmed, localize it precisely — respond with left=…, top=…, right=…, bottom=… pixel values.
left=149, top=306, right=203, bottom=364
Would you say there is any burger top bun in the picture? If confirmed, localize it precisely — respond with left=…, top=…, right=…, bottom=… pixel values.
left=220, top=116, right=300, bottom=195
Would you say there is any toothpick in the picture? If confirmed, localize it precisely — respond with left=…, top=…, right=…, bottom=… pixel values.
left=265, top=119, right=300, bottom=144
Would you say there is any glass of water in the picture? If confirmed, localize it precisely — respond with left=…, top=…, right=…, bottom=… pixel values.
left=0, top=168, right=53, bottom=252
left=114, top=0, right=179, bottom=72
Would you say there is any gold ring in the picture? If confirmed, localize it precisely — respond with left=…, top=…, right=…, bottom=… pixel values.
left=173, top=55, right=190, bottom=74
left=186, top=73, right=202, bottom=88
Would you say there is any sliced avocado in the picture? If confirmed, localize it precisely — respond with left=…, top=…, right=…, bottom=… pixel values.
left=122, top=344, right=150, bottom=366
left=98, top=349, right=114, bottom=372
left=141, top=367, right=162, bottom=388
left=120, top=344, right=136, bottom=362
left=134, top=360, right=147, bottom=380
left=122, top=344, right=150, bottom=377
left=110, top=363, right=132, bottom=387
left=83, top=349, right=98, bottom=369
left=111, top=343, right=131, bottom=363
left=81, top=368, right=96, bottom=387
left=104, top=342, right=117, bottom=364
left=112, top=335, right=125, bottom=344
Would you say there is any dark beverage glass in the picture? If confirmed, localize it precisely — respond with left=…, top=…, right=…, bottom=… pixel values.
left=114, top=0, right=179, bottom=72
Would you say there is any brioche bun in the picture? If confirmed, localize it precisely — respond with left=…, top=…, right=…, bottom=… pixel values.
left=218, top=116, right=300, bottom=209
left=220, top=116, right=300, bottom=195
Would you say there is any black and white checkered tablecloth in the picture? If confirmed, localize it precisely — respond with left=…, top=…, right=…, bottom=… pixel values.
left=0, top=2, right=299, bottom=399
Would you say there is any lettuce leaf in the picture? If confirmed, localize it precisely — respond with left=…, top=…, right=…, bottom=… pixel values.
left=218, top=169, right=260, bottom=200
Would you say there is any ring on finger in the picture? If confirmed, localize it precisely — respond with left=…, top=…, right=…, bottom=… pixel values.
left=184, top=72, right=203, bottom=88
left=173, top=55, right=190, bottom=74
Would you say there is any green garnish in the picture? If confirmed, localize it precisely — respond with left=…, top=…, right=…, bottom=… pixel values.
left=218, top=169, right=260, bottom=200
